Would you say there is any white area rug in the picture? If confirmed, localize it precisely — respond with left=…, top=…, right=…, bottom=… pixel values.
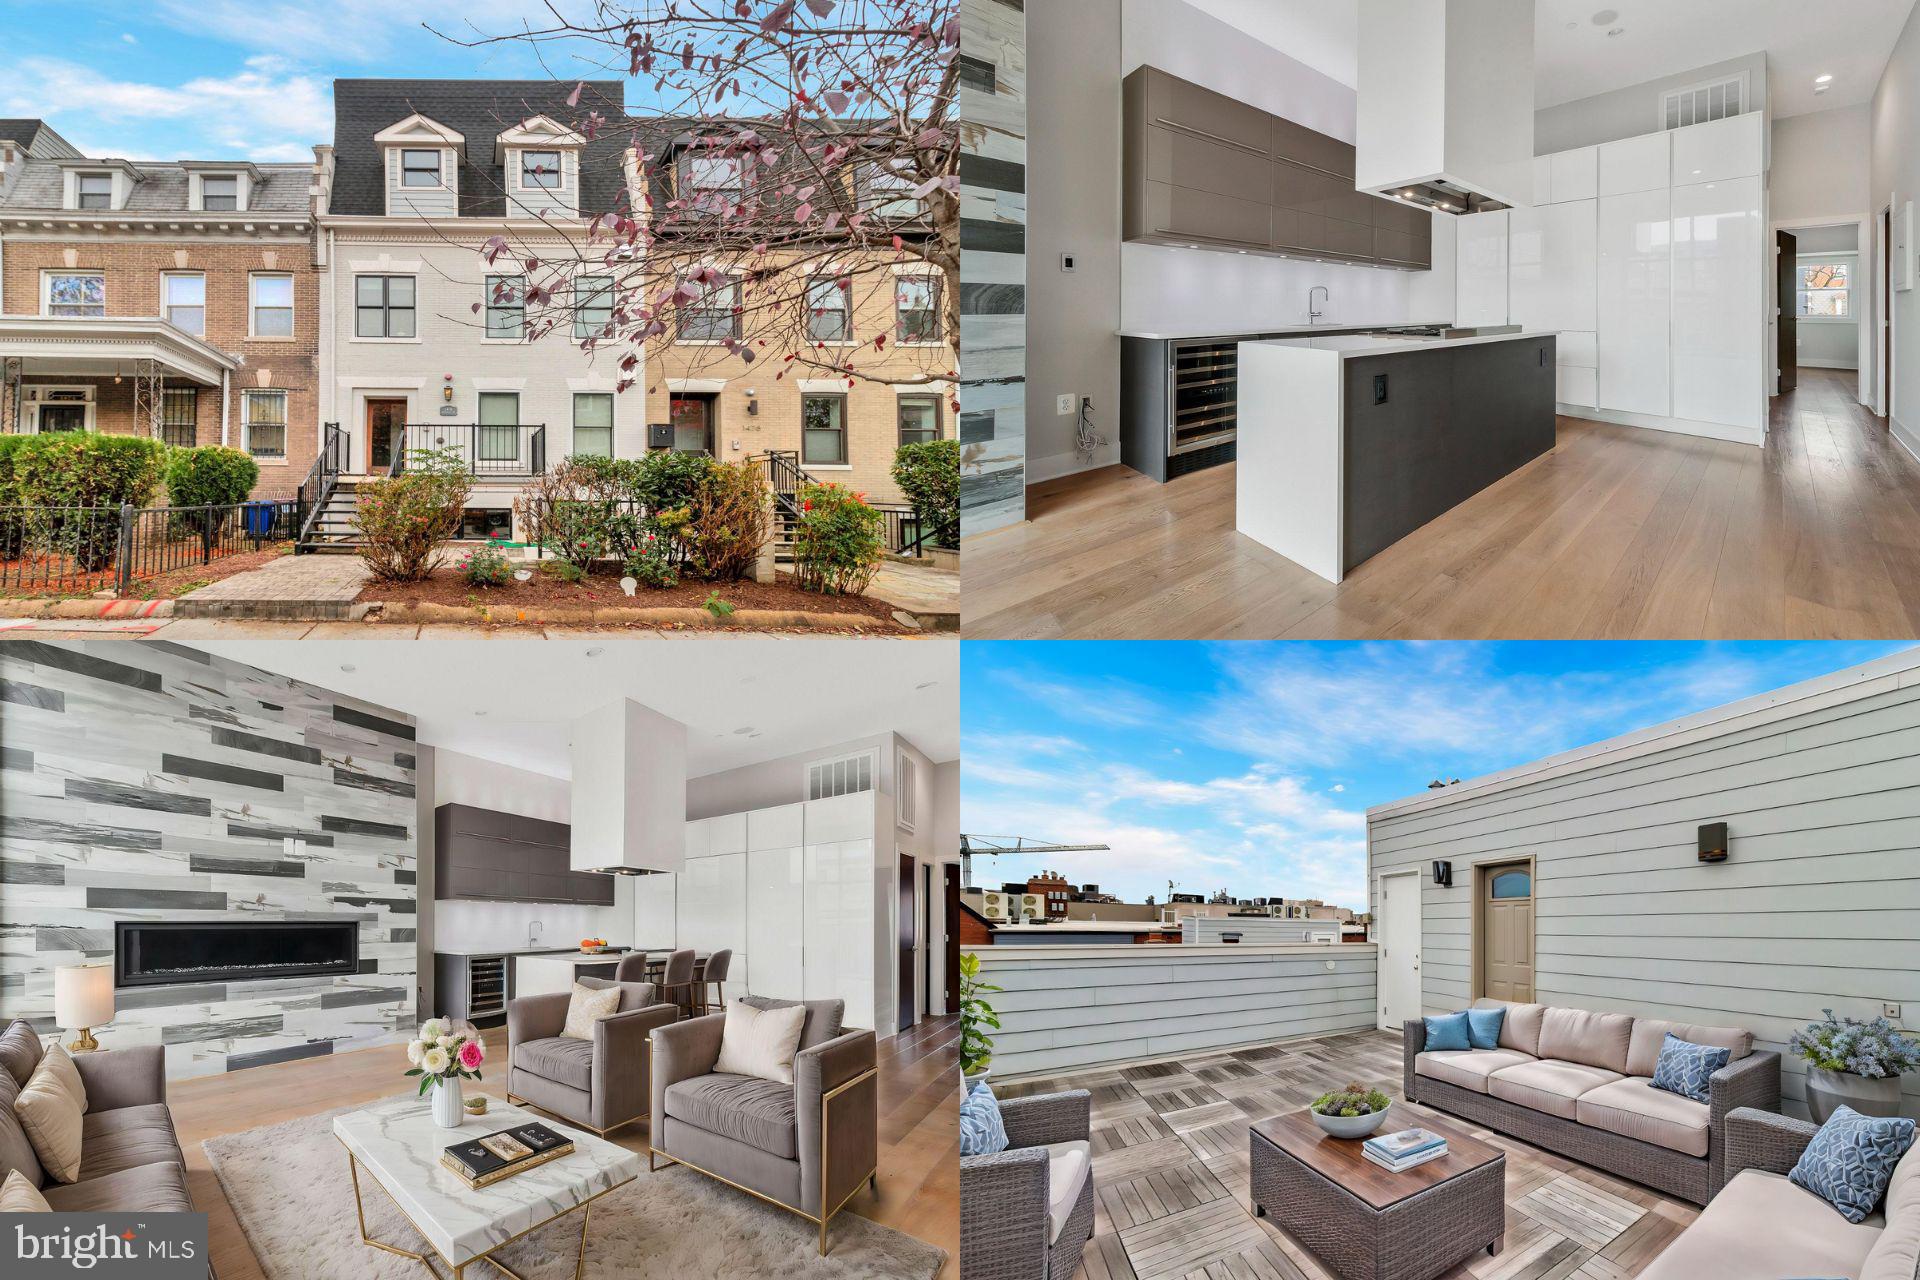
left=204, top=1107, right=945, bottom=1280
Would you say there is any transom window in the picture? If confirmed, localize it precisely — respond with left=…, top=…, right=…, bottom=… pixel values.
left=484, top=275, right=525, bottom=339
left=802, top=393, right=848, bottom=466
left=520, top=150, right=562, bottom=189
left=355, top=275, right=416, bottom=338
left=162, top=273, right=206, bottom=336
left=201, top=175, right=239, bottom=211
left=573, top=275, right=615, bottom=339
left=1489, top=869, right=1531, bottom=900
left=243, top=390, right=286, bottom=460
left=160, top=387, right=198, bottom=449
left=677, top=276, right=741, bottom=342
left=46, top=272, right=104, bottom=317
left=898, top=394, right=942, bottom=446
left=572, top=393, right=614, bottom=459
left=806, top=276, right=852, bottom=342
left=1796, top=258, right=1852, bottom=319
left=75, top=173, right=112, bottom=209
left=251, top=273, right=293, bottom=337
left=400, top=149, right=443, bottom=187
left=896, top=275, right=941, bottom=344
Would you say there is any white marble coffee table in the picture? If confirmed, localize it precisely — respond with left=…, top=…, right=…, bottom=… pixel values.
left=333, top=1095, right=641, bottom=1278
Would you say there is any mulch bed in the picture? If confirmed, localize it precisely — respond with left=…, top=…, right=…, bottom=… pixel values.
left=357, top=563, right=909, bottom=631
left=0, top=544, right=293, bottom=601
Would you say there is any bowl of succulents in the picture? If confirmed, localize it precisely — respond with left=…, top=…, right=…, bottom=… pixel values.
left=1309, top=1083, right=1395, bottom=1138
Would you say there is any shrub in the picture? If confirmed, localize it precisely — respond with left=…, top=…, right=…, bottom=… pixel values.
left=2, top=434, right=167, bottom=571
left=162, top=446, right=259, bottom=509
left=516, top=456, right=630, bottom=570
left=681, top=460, right=769, bottom=582
left=891, top=438, right=959, bottom=549
left=628, top=450, right=714, bottom=515
left=537, top=558, right=586, bottom=584
left=459, top=542, right=514, bottom=588
left=353, top=446, right=471, bottom=582
left=623, top=531, right=678, bottom=589
left=791, top=482, right=883, bottom=595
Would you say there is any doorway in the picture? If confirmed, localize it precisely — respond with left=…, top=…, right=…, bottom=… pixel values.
left=1377, top=870, right=1421, bottom=1031
left=365, top=398, right=407, bottom=473
left=1884, top=205, right=1896, bottom=418
left=669, top=393, right=717, bottom=454
left=943, top=863, right=960, bottom=1015
left=1474, top=858, right=1535, bottom=1002
left=1776, top=229, right=1797, bottom=394
left=897, top=852, right=916, bottom=1033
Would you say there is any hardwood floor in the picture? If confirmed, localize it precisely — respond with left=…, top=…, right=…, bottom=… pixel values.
left=170, top=1014, right=960, bottom=1279
left=962, top=369, right=1920, bottom=638
left=993, top=1029, right=1700, bottom=1280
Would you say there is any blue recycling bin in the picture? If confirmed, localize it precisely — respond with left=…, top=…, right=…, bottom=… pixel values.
left=244, top=501, right=277, bottom=538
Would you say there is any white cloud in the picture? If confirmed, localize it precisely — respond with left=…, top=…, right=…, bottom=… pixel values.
left=990, top=670, right=1164, bottom=730
left=1331, top=783, right=1345, bottom=792
left=121, top=33, right=137, bottom=45
left=147, top=0, right=572, bottom=63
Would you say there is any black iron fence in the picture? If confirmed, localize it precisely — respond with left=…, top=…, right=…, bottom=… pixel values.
left=395, top=424, right=547, bottom=477
left=0, top=500, right=300, bottom=596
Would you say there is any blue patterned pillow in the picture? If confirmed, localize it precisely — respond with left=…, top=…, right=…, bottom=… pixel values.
left=1424, top=1011, right=1472, bottom=1052
left=1649, top=1033, right=1732, bottom=1103
left=1788, top=1105, right=1918, bottom=1223
left=1465, top=1007, right=1506, bottom=1051
left=959, top=1082, right=1009, bottom=1156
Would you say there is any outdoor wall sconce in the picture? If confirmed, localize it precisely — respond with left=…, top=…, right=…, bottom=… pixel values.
left=441, top=375, right=454, bottom=404
left=1698, top=822, right=1729, bottom=863
left=1431, top=860, right=1452, bottom=887
left=745, top=389, right=759, bottom=416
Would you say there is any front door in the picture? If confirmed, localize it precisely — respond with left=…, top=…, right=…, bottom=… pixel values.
left=366, top=398, right=407, bottom=473
left=36, top=405, right=87, bottom=433
left=1379, top=872, right=1421, bottom=1030
left=1479, top=861, right=1535, bottom=1002
left=669, top=394, right=715, bottom=454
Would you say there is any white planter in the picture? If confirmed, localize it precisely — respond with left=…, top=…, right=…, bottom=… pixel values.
left=431, top=1077, right=464, bottom=1128
left=1806, top=1067, right=1902, bottom=1123
left=962, top=1068, right=991, bottom=1096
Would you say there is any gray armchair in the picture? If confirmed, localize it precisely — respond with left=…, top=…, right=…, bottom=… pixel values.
left=649, top=997, right=877, bottom=1254
left=960, top=1090, right=1093, bottom=1280
left=506, top=977, right=676, bottom=1137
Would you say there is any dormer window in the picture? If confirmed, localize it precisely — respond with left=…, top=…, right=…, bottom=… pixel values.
left=497, top=116, right=584, bottom=215
left=682, top=155, right=745, bottom=214
left=75, top=174, right=111, bottom=209
left=401, top=150, right=444, bottom=187
left=521, top=151, right=561, bottom=189
left=201, top=175, right=238, bottom=210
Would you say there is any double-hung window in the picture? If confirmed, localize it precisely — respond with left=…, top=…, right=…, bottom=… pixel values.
left=1796, top=258, right=1852, bottom=318
left=896, top=275, right=941, bottom=344
left=201, top=175, right=239, bottom=210
left=162, top=273, right=206, bottom=336
left=160, top=387, right=198, bottom=449
left=484, top=275, right=525, bottom=339
left=355, top=275, right=416, bottom=338
left=802, top=393, right=848, bottom=466
left=682, top=155, right=744, bottom=214
left=677, top=276, right=740, bottom=342
left=520, top=150, right=561, bottom=189
left=573, top=393, right=614, bottom=458
left=243, top=390, right=287, bottom=460
left=75, top=173, right=112, bottom=209
left=250, top=273, right=293, bottom=337
left=478, top=392, right=520, bottom=464
left=807, top=276, right=852, bottom=342
left=865, top=160, right=920, bottom=219
left=573, top=275, right=615, bottom=339
left=401, top=149, right=443, bottom=187
left=46, top=272, right=105, bottom=317
left=898, top=394, right=942, bottom=446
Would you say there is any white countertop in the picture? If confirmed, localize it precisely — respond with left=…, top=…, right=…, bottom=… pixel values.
left=517, top=952, right=633, bottom=966
left=1118, top=321, right=1456, bottom=341
left=1248, top=329, right=1557, bottom=359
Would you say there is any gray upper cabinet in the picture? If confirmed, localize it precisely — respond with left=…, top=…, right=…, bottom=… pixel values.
left=1123, top=65, right=1430, bottom=272
left=434, top=803, right=615, bottom=906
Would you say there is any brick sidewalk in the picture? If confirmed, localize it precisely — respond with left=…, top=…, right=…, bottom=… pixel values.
left=175, top=555, right=371, bottom=620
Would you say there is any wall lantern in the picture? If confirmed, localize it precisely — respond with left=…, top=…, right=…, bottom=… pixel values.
left=442, top=374, right=455, bottom=405
left=1697, top=822, right=1729, bottom=863
left=1431, top=860, right=1452, bottom=887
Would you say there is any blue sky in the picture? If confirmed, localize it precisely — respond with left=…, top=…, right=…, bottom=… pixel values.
left=961, top=641, right=1918, bottom=913
left=0, top=1, right=633, bottom=162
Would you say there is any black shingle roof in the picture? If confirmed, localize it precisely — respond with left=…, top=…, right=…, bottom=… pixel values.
left=0, top=119, right=48, bottom=147
left=330, top=80, right=630, bottom=218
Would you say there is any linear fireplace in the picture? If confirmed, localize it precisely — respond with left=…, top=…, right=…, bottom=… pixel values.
left=114, top=920, right=360, bottom=988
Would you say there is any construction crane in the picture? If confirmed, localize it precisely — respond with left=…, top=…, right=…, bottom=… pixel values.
left=957, top=834, right=1110, bottom=889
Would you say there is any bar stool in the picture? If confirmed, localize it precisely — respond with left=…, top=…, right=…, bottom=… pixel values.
left=696, top=949, right=731, bottom=1014
left=658, top=948, right=697, bottom=1015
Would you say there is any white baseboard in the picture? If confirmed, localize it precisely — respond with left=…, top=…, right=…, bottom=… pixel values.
left=1795, top=358, right=1859, bottom=370
left=1894, top=415, right=1920, bottom=466
left=1026, top=447, right=1121, bottom=485
left=1557, top=405, right=1765, bottom=448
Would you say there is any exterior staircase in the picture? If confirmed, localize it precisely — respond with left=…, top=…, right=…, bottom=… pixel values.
left=300, top=481, right=364, bottom=553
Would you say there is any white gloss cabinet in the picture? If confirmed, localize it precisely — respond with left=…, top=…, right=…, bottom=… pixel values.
left=1508, top=200, right=1597, bottom=331
left=1456, top=210, right=1511, bottom=328
left=1598, top=187, right=1673, bottom=417
left=1670, top=176, right=1765, bottom=430
left=1549, top=147, right=1598, bottom=203
left=1670, top=113, right=1764, bottom=186
left=1599, top=131, right=1671, bottom=196
left=678, top=847, right=746, bottom=989
left=745, top=804, right=805, bottom=1001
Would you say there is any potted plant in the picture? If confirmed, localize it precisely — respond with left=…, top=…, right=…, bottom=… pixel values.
left=959, top=952, right=1001, bottom=1093
left=1791, top=1008, right=1920, bottom=1122
left=1309, top=1083, right=1394, bottom=1139
left=405, top=1017, right=486, bottom=1128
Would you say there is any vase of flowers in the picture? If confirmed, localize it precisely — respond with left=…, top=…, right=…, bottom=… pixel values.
left=1791, top=1008, right=1920, bottom=1122
left=406, top=1018, right=486, bottom=1129
left=959, top=952, right=1001, bottom=1094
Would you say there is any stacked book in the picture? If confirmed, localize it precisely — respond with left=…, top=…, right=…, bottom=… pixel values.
left=1362, top=1127, right=1449, bottom=1173
left=441, top=1122, right=575, bottom=1189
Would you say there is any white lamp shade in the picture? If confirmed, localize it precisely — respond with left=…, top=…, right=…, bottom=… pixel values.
left=54, top=965, right=114, bottom=1029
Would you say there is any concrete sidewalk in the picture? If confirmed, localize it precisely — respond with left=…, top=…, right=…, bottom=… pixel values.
left=868, top=560, right=960, bottom=630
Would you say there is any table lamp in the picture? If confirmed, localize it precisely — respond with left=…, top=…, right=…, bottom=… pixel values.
left=54, top=964, right=113, bottom=1053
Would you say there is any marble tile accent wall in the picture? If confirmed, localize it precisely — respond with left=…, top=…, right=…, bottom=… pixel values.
left=959, top=0, right=1028, bottom=535
left=0, top=641, right=419, bottom=1078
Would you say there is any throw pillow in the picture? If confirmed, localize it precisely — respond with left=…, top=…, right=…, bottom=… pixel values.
left=712, top=999, right=809, bottom=1085
left=1789, top=1105, right=1918, bottom=1224
left=13, top=1046, right=85, bottom=1184
left=560, top=983, right=623, bottom=1041
left=0, top=1022, right=43, bottom=1089
left=959, top=1082, right=1010, bottom=1157
left=1424, top=1011, right=1472, bottom=1052
left=1465, top=1007, right=1506, bottom=1051
left=0, top=1168, right=49, bottom=1212
left=1650, top=1033, right=1733, bottom=1103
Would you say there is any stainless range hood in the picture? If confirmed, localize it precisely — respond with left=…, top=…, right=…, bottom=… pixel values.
left=1355, top=0, right=1534, bottom=215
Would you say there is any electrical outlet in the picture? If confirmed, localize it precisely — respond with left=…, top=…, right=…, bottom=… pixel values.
left=1886, top=1002, right=1903, bottom=1020
left=1056, top=393, right=1076, bottom=416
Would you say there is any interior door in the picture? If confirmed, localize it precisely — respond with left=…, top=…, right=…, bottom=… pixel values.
left=1480, top=863, right=1535, bottom=1002
left=944, top=864, right=960, bottom=1015
left=897, top=852, right=916, bottom=1033
left=1777, top=230, right=1798, bottom=394
left=366, top=398, right=407, bottom=472
left=1378, top=873, right=1421, bottom=1030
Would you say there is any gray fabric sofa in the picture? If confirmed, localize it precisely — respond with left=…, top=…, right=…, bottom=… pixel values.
left=959, top=1089, right=1095, bottom=1280
left=648, top=997, right=877, bottom=1254
left=0, top=1020, right=193, bottom=1213
left=505, top=976, right=677, bottom=1137
left=1402, top=1000, right=1780, bottom=1204
left=1640, top=1108, right=1920, bottom=1280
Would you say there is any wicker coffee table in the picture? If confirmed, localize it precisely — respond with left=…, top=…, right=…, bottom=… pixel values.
left=1249, top=1109, right=1504, bottom=1280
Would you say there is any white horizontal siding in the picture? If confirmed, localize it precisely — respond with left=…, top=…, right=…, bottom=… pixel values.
left=977, top=944, right=1379, bottom=1078
left=1367, top=664, right=1920, bottom=1121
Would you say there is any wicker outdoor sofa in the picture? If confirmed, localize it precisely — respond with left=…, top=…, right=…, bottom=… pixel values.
left=959, top=1089, right=1095, bottom=1280
left=1402, top=1000, right=1781, bottom=1205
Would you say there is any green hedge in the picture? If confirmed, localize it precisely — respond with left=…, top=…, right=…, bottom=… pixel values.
left=0, top=433, right=166, bottom=510
left=162, top=446, right=259, bottom=508
left=892, top=439, right=959, bottom=548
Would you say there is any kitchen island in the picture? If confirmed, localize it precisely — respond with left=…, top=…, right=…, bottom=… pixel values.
left=1237, top=329, right=1558, bottom=582
left=514, top=951, right=631, bottom=997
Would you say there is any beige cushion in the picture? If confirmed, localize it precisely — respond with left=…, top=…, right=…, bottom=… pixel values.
left=0, top=1023, right=43, bottom=1089
left=1888, top=1142, right=1920, bottom=1218
left=1624, top=1018, right=1754, bottom=1078
left=1574, top=1076, right=1711, bottom=1157
left=1863, top=1199, right=1920, bottom=1280
left=1415, top=1048, right=1536, bottom=1094
left=712, top=999, right=808, bottom=1086
left=1487, top=1059, right=1623, bottom=1120
left=1473, top=999, right=1546, bottom=1056
left=0, top=1167, right=49, bottom=1212
left=1537, top=1007, right=1633, bottom=1073
left=13, top=1045, right=85, bottom=1184
left=559, top=983, right=622, bottom=1042
left=1639, top=1170, right=1882, bottom=1280
left=1043, top=1140, right=1091, bottom=1246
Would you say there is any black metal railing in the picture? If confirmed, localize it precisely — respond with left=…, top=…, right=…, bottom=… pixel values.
left=0, top=500, right=300, bottom=596
left=295, top=422, right=347, bottom=548
left=393, top=423, right=547, bottom=477
left=873, top=503, right=927, bottom=558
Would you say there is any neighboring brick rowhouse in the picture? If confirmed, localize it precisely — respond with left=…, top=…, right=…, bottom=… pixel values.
left=958, top=901, right=996, bottom=949
left=3, top=239, right=320, bottom=498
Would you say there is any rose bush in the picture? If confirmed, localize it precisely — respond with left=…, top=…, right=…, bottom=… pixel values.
left=791, top=482, right=883, bottom=595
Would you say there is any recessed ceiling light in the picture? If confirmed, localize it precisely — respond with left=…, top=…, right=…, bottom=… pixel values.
left=585, top=646, right=604, bottom=657
left=916, top=681, right=938, bottom=690
left=733, top=726, right=755, bottom=735
left=474, top=710, right=488, bottom=717
left=340, top=663, right=356, bottom=673
left=1815, top=84, right=1831, bottom=94
left=1815, top=74, right=1834, bottom=84
left=1591, top=9, right=1619, bottom=24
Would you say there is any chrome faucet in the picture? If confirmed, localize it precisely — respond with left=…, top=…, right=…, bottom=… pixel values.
left=1308, top=286, right=1329, bottom=324
left=528, top=919, right=544, bottom=952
